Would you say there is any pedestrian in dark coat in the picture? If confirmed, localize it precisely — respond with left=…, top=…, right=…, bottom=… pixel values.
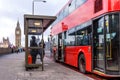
left=30, top=36, right=38, bottom=64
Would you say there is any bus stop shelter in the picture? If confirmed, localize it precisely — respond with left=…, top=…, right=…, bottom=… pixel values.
left=24, top=14, right=56, bottom=71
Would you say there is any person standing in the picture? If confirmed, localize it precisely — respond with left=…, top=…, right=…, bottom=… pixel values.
left=38, top=39, right=45, bottom=61
left=30, top=36, right=38, bottom=64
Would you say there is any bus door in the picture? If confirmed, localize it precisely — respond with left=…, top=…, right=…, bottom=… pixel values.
left=93, top=17, right=105, bottom=71
left=105, top=14, right=120, bottom=74
left=60, top=31, right=67, bottom=62
left=58, top=33, right=62, bottom=60
left=93, top=14, right=120, bottom=74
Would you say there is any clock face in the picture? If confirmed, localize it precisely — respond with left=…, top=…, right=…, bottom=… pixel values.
left=16, top=31, right=20, bottom=34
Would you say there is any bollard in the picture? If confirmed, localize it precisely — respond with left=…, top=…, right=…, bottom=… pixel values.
left=28, top=54, right=32, bottom=64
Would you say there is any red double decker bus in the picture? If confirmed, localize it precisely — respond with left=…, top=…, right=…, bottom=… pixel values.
left=50, top=0, right=120, bottom=77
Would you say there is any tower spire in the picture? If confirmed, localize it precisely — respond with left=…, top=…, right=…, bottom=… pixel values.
left=17, top=20, right=20, bottom=28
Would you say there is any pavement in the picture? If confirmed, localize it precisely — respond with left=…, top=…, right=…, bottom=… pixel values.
left=0, top=51, right=94, bottom=80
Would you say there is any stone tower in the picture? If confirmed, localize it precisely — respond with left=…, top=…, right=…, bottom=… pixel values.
left=15, top=20, right=21, bottom=47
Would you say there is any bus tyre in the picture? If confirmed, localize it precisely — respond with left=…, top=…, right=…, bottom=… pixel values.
left=78, top=54, right=86, bottom=73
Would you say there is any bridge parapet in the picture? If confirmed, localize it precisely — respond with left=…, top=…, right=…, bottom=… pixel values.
left=0, top=48, right=12, bottom=55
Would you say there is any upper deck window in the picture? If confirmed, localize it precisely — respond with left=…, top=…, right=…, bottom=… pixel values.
left=51, top=0, right=87, bottom=27
left=69, top=0, right=76, bottom=14
left=94, top=0, right=103, bottom=13
left=59, top=10, right=64, bottom=21
left=64, top=5, right=69, bottom=17
left=76, top=0, right=87, bottom=8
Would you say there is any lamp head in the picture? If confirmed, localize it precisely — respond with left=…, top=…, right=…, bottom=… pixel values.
left=43, top=0, right=46, bottom=3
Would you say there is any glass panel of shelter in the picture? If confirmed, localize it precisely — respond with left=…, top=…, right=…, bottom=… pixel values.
left=26, top=19, right=44, bottom=65
left=28, top=34, right=44, bottom=65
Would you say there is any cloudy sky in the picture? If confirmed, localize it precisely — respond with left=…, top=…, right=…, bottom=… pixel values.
left=0, top=0, right=69, bottom=46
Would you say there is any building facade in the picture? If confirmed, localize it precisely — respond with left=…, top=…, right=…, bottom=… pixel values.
left=0, top=37, right=10, bottom=48
left=15, top=21, right=21, bottom=47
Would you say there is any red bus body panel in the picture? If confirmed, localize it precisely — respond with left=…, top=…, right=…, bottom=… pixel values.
left=51, top=0, right=120, bottom=73
left=108, top=0, right=120, bottom=11
left=65, top=46, right=92, bottom=72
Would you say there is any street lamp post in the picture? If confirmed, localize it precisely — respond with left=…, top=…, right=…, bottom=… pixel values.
left=32, top=0, right=46, bottom=15
left=32, top=0, right=46, bottom=71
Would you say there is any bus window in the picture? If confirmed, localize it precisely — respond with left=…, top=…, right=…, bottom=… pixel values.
left=76, top=0, right=87, bottom=8
left=66, top=30, right=76, bottom=46
left=82, top=30, right=89, bottom=45
left=76, top=26, right=92, bottom=46
left=52, top=36, right=57, bottom=47
left=69, top=0, right=76, bottom=14
left=63, top=6, right=69, bottom=17
left=94, top=0, right=103, bottom=13
left=63, top=31, right=67, bottom=46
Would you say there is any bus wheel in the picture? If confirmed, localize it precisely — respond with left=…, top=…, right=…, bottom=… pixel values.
left=78, top=54, right=86, bottom=73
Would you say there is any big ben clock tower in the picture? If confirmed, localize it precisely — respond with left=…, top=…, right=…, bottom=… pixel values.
left=15, top=20, right=21, bottom=47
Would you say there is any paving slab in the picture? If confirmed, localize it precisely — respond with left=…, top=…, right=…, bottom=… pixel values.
left=0, top=51, right=94, bottom=80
